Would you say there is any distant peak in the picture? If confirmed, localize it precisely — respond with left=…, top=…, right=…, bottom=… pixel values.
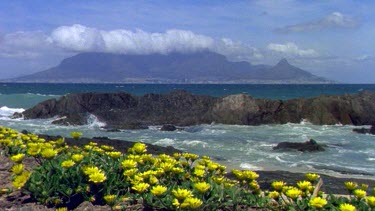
left=277, top=58, right=290, bottom=66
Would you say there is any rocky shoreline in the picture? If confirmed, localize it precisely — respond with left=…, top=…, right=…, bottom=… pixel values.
left=1, top=133, right=375, bottom=210
left=15, top=90, right=375, bottom=129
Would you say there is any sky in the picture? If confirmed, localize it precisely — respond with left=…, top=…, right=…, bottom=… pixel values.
left=0, top=0, right=374, bottom=83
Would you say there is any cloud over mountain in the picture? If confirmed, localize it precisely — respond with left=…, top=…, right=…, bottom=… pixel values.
left=276, top=12, right=359, bottom=33
left=0, top=24, right=263, bottom=63
left=267, top=42, right=319, bottom=58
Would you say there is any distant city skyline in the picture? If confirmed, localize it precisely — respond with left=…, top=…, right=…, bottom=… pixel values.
left=0, top=0, right=374, bottom=83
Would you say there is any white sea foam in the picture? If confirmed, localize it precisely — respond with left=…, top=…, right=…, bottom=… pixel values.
left=27, top=92, right=60, bottom=97
left=182, top=140, right=208, bottom=147
left=154, top=138, right=175, bottom=146
left=87, top=114, right=106, bottom=128
left=0, top=106, right=25, bottom=117
left=240, top=163, right=263, bottom=170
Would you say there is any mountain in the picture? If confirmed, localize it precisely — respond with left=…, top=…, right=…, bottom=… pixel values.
left=9, top=51, right=332, bottom=83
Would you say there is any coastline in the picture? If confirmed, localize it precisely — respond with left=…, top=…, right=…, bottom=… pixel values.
left=1, top=131, right=375, bottom=210
left=37, top=133, right=375, bottom=195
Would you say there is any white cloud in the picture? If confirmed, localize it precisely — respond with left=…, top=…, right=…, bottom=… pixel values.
left=267, top=42, right=319, bottom=58
left=0, top=24, right=263, bottom=63
left=50, top=24, right=215, bottom=54
left=276, top=12, right=359, bottom=33
left=50, top=24, right=105, bottom=52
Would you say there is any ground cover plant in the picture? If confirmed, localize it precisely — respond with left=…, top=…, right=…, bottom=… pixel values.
left=1, top=126, right=375, bottom=210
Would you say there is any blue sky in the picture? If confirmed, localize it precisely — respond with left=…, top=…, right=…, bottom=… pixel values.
left=0, top=0, right=374, bottom=83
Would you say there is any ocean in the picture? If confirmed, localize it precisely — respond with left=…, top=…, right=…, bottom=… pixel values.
left=1, top=83, right=375, bottom=178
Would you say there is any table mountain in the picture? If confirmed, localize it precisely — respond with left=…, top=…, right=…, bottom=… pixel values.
left=9, top=51, right=331, bottom=83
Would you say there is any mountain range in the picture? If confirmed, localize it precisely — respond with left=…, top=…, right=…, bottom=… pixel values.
left=8, top=51, right=332, bottom=83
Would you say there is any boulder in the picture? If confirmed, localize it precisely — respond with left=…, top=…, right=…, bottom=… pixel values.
left=273, top=139, right=325, bottom=152
left=160, top=124, right=177, bottom=131
left=353, top=125, right=375, bottom=135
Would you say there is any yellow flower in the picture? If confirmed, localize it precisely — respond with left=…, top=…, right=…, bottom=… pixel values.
left=366, top=196, right=375, bottom=207
left=12, top=171, right=31, bottom=189
left=103, top=194, right=116, bottom=204
left=207, top=162, right=219, bottom=172
left=83, top=166, right=100, bottom=175
left=172, top=188, right=193, bottom=200
left=150, top=185, right=167, bottom=196
left=297, top=180, right=312, bottom=191
left=101, top=145, right=114, bottom=151
left=172, top=198, right=180, bottom=208
left=89, top=141, right=97, bottom=146
left=70, top=131, right=82, bottom=139
left=305, top=173, right=320, bottom=182
left=339, top=203, right=356, bottom=211
left=212, top=176, right=224, bottom=184
left=107, top=151, right=121, bottom=158
left=361, top=183, right=369, bottom=191
left=41, top=148, right=57, bottom=159
left=130, top=142, right=147, bottom=154
left=172, top=167, right=184, bottom=174
left=193, top=169, right=205, bottom=177
left=268, top=191, right=280, bottom=199
left=184, top=197, right=203, bottom=209
left=309, top=197, right=327, bottom=209
left=344, top=181, right=358, bottom=191
left=182, top=153, right=199, bottom=161
left=71, top=154, right=84, bottom=162
left=55, top=207, right=67, bottom=211
left=121, top=159, right=137, bottom=169
left=27, top=143, right=41, bottom=156
left=353, top=189, right=366, bottom=199
left=173, top=153, right=181, bottom=159
left=285, top=188, right=302, bottom=200
left=242, top=170, right=259, bottom=181
left=271, top=181, right=286, bottom=192
left=194, top=182, right=210, bottom=194
left=10, top=153, right=25, bottom=163
left=160, top=162, right=174, bottom=172
left=232, top=170, right=244, bottom=180
left=148, top=176, right=158, bottom=185
left=61, top=160, right=75, bottom=168
left=11, top=164, right=24, bottom=175
left=123, top=168, right=138, bottom=177
left=0, top=188, right=10, bottom=194
left=249, top=181, right=260, bottom=190
left=132, top=182, right=149, bottom=193
left=88, top=171, right=106, bottom=183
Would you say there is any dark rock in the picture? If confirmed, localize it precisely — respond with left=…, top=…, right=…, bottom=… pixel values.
left=21, top=130, right=30, bottom=134
left=105, top=128, right=121, bottom=132
left=11, top=112, right=23, bottom=119
left=353, top=128, right=371, bottom=134
left=160, top=124, right=177, bottom=131
left=19, top=90, right=375, bottom=128
left=273, top=139, right=325, bottom=152
left=353, top=125, right=375, bottom=135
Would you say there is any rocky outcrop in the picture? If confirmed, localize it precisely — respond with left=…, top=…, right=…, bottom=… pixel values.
left=161, top=124, right=177, bottom=131
left=353, top=125, right=375, bottom=135
left=273, top=139, right=325, bottom=152
left=17, top=90, right=375, bottom=129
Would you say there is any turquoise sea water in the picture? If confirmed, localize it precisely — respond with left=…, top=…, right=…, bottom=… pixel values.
left=0, top=83, right=374, bottom=178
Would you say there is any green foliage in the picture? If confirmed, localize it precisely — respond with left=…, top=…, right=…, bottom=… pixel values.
left=1, top=126, right=375, bottom=210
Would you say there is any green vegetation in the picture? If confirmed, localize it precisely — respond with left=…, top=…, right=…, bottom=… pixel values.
left=0, top=126, right=375, bottom=210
